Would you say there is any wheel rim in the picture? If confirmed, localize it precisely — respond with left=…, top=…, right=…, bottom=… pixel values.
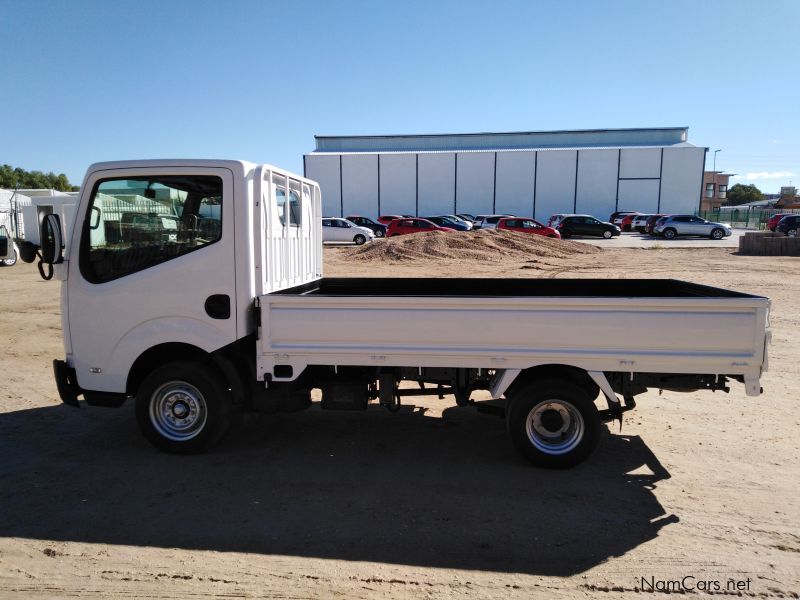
left=603, top=231, right=612, bottom=239
left=789, top=229, right=797, bottom=237
left=712, top=229, right=722, bottom=239
left=525, top=399, right=585, bottom=456
left=375, top=230, right=384, bottom=237
left=355, top=235, right=365, bottom=244
left=665, top=230, right=675, bottom=239
left=149, top=381, right=208, bottom=441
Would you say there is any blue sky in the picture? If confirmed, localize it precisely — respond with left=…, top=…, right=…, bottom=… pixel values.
left=2, top=0, right=798, bottom=192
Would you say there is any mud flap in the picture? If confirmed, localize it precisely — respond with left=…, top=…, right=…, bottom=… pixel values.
left=53, top=360, right=80, bottom=407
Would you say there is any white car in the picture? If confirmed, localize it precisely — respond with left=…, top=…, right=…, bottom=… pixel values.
left=322, top=218, right=375, bottom=245
left=0, top=225, right=18, bottom=266
left=473, top=214, right=513, bottom=230
left=630, top=214, right=651, bottom=233
left=548, top=214, right=574, bottom=228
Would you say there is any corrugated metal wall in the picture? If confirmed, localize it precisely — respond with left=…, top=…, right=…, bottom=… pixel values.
left=305, top=145, right=705, bottom=221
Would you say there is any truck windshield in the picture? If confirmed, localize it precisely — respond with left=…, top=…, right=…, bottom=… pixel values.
left=80, top=175, right=223, bottom=283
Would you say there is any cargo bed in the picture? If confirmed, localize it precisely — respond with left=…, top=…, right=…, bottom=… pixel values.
left=259, top=278, right=769, bottom=396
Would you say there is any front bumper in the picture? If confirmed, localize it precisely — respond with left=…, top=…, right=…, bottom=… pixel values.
left=53, top=359, right=127, bottom=408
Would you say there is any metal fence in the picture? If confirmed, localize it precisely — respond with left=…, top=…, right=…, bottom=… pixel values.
left=698, top=207, right=800, bottom=230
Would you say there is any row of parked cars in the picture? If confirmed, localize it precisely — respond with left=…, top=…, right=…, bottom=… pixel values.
left=766, top=213, right=800, bottom=236
left=606, top=211, right=733, bottom=240
left=322, top=208, right=747, bottom=245
left=322, top=213, right=563, bottom=244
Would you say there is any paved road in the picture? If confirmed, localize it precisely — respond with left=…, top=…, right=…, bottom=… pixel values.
left=572, top=228, right=749, bottom=248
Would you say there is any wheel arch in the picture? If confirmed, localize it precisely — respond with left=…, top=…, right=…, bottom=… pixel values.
left=504, top=364, right=600, bottom=400
left=126, top=343, right=212, bottom=396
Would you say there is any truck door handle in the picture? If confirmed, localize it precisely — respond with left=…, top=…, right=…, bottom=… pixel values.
left=205, top=294, right=231, bottom=319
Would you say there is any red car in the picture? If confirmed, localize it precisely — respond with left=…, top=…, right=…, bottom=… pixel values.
left=618, top=213, right=642, bottom=232
left=378, top=214, right=406, bottom=225
left=387, top=218, right=455, bottom=236
left=767, top=213, right=794, bottom=231
left=496, top=217, right=561, bottom=238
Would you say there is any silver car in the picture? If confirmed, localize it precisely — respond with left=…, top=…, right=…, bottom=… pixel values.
left=654, top=215, right=732, bottom=240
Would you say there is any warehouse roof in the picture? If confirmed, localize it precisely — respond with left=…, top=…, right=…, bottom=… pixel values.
left=313, top=127, right=692, bottom=154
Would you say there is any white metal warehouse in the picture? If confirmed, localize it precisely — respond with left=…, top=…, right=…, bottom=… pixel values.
left=304, top=127, right=707, bottom=222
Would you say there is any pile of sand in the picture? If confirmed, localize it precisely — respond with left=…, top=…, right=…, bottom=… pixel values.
left=342, top=229, right=601, bottom=263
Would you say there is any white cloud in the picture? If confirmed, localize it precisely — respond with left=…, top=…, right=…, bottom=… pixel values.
left=772, top=139, right=781, bottom=144
left=731, top=171, right=795, bottom=181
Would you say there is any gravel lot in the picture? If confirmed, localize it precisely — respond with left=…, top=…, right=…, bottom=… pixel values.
left=0, top=244, right=797, bottom=599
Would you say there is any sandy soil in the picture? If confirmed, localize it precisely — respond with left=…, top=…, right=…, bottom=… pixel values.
left=0, top=237, right=798, bottom=599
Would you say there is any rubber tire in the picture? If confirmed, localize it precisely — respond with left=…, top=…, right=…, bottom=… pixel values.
left=374, top=229, right=385, bottom=238
left=602, top=230, right=613, bottom=239
left=663, top=228, right=677, bottom=240
left=353, top=234, right=367, bottom=245
left=135, top=361, right=232, bottom=454
left=1, top=250, right=17, bottom=267
left=788, top=228, right=797, bottom=238
left=506, top=379, right=600, bottom=469
left=710, top=228, right=724, bottom=240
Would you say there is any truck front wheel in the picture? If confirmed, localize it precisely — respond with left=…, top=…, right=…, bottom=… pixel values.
left=135, top=361, right=232, bottom=454
left=506, top=379, right=600, bottom=468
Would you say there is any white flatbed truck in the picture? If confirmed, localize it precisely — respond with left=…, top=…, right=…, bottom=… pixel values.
left=28, top=160, right=771, bottom=468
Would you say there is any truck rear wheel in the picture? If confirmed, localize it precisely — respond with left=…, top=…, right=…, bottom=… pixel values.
left=506, top=379, right=600, bottom=468
left=135, top=361, right=232, bottom=454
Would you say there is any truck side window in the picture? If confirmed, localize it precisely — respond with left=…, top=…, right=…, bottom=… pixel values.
left=80, top=175, right=223, bottom=283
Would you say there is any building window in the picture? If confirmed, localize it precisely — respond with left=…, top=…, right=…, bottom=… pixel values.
left=705, top=183, right=715, bottom=198
left=718, top=185, right=727, bottom=199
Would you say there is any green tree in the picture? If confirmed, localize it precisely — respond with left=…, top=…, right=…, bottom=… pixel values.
left=0, top=164, right=78, bottom=191
left=725, top=183, right=763, bottom=206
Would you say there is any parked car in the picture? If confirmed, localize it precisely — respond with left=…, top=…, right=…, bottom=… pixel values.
left=456, top=213, right=476, bottom=224
left=322, top=217, right=375, bottom=244
left=548, top=214, right=573, bottom=228
left=496, top=217, right=561, bottom=238
left=386, top=217, right=455, bottom=236
left=473, top=214, right=513, bottom=230
left=775, top=215, right=800, bottom=237
left=618, top=213, right=642, bottom=232
left=0, top=224, right=19, bottom=266
left=630, top=214, right=654, bottom=233
left=439, top=215, right=473, bottom=230
left=767, top=213, right=795, bottom=232
left=609, top=211, right=639, bottom=227
left=345, top=215, right=387, bottom=237
left=557, top=215, right=620, bottom=239
left=653, top=215, right=732, bottom=240
left=425, top=216, right=471, bottom=231
left=644, top=214, right=667, bottom=235
left=377, top=214, right=406, bottom=225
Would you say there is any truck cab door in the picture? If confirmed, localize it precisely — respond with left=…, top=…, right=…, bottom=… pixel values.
left=66, top=167, right=238, bottom=394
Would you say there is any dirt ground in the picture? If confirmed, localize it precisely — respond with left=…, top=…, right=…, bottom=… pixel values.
left=0, top=242, right=798, bottom=599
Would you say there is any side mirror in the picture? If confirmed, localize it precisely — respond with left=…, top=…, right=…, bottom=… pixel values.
left=40, top=214, right=64, bottom=264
